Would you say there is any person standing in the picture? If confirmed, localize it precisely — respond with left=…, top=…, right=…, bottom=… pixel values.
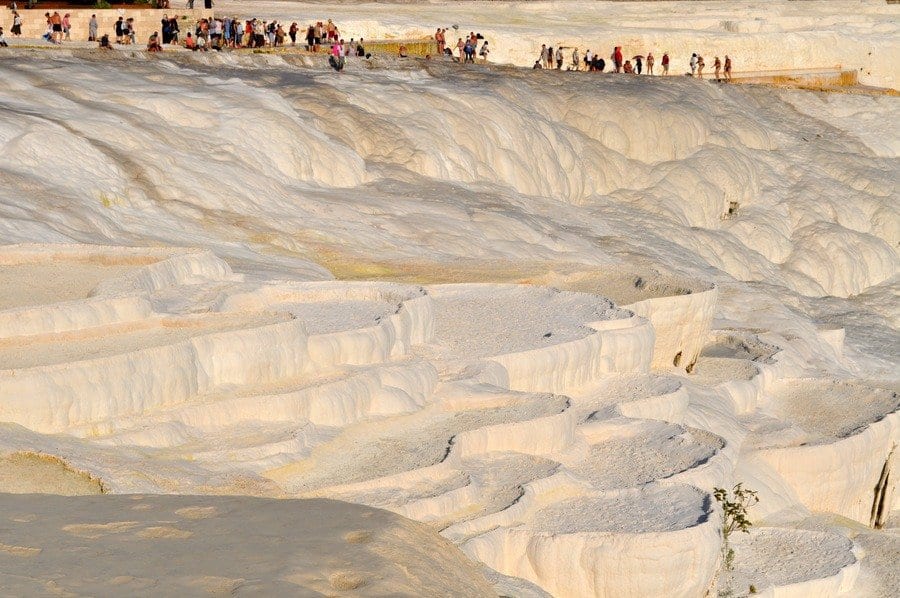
left=62, top=13, right=71, bottom=41
left=11, top=12, right=22, bottom=37
left=635, top=55, right=642, bottom=74
left=88, top=14, right=98, bottom=41
left=222, top=16, right=231, bottom=47
left=585, top=48, right=593, bottom=71
left=647, top=52, right=654, bottom=75
left=457, top=37, right=465, bottom=62
left=571, top=47, right=579, bottom=71
left=724, top=55, right=733, bottom=81
left=555, top=46, right=563, bottom=69
left=289, top=22, right=298, bottom=46
left=613, top=46, right=623, bottom=72
left=168, top=15, right=180, bottom=44
left=0, top=27, right=8, bottom=47
left=714, top=56, right=722, bottom=81
left=114, top=16, right=124, bottom=44
left=463, top=38, right=474, bottom=63
left=690, top=53, right=698, bottom=76
left=161, top=14, right=170, bottom=44
left=697, top=54, right=705, bottom=78
left=49, top=12, right=62, bottom=44
left=539, top=44, right=549, bottom=69
left=662, top=52, right=669, bottom=75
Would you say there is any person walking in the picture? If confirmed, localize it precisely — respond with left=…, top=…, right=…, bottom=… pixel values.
left=714, top=56, right=722, bottom=81
left=662, top=51, right=669, bottom=75
left=647, top=52, right=654, bottom=75
left=62, top=13, right=71, bottom=41
left=479, top=40, right=490, bottom=63
left=697, top=54, right=705, bottom=78
left=555, top=46, right=563, bottom=69
left=724, top=55, right=733, bottom=81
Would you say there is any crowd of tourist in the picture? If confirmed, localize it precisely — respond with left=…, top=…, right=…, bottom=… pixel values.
left=531, top=43, right=733, bottom=80
left=435, top=29, right=490, bottom=63
left=3, top=10, right=735, bottom=80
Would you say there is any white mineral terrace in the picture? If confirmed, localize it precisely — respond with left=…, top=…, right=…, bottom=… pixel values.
left=0, top=0, right=897, bottom=595
left=0, top=241, right=895, bottom=595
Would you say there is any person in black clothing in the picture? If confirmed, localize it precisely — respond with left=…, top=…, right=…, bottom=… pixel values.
left=114, top=16, right=124, bottom=44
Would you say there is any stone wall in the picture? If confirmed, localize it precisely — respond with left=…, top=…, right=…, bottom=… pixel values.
left=1, top=7, right=211, bottom=41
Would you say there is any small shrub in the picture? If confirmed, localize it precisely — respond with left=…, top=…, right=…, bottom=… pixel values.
left=714, top=483, right=759, bottom=598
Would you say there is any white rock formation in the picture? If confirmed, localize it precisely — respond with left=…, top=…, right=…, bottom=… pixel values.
left=0, top=3, right=897, bottom=593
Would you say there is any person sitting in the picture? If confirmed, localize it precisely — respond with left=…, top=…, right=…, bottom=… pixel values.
left=623, top=59, right=634, bottom=74
left=185, top=32, right=196, bottom=50
left=196, top=33, right=208, bottom=51
left=398, top=44, right=408, bottom=58
left=99, top=33, right=112, bottom=49
left=147, top=31, right=162, bottom=52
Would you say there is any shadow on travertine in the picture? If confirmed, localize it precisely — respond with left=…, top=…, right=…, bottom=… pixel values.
left=0, top=493, right=495, bottom=596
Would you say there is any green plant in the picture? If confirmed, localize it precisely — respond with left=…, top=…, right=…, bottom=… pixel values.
left=94, top=0, right=111, bottom=8
left=749, top=585, right=757, bottom=594
left=714, top=483, right=759, bottom=597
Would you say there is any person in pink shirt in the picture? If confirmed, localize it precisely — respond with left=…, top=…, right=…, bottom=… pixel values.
left=329, top=40, right=345, bottom=71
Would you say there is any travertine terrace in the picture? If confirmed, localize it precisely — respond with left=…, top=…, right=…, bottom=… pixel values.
left=0, top=242, right=895, bottom=596
left=0, top=1, right=897, bottom=595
